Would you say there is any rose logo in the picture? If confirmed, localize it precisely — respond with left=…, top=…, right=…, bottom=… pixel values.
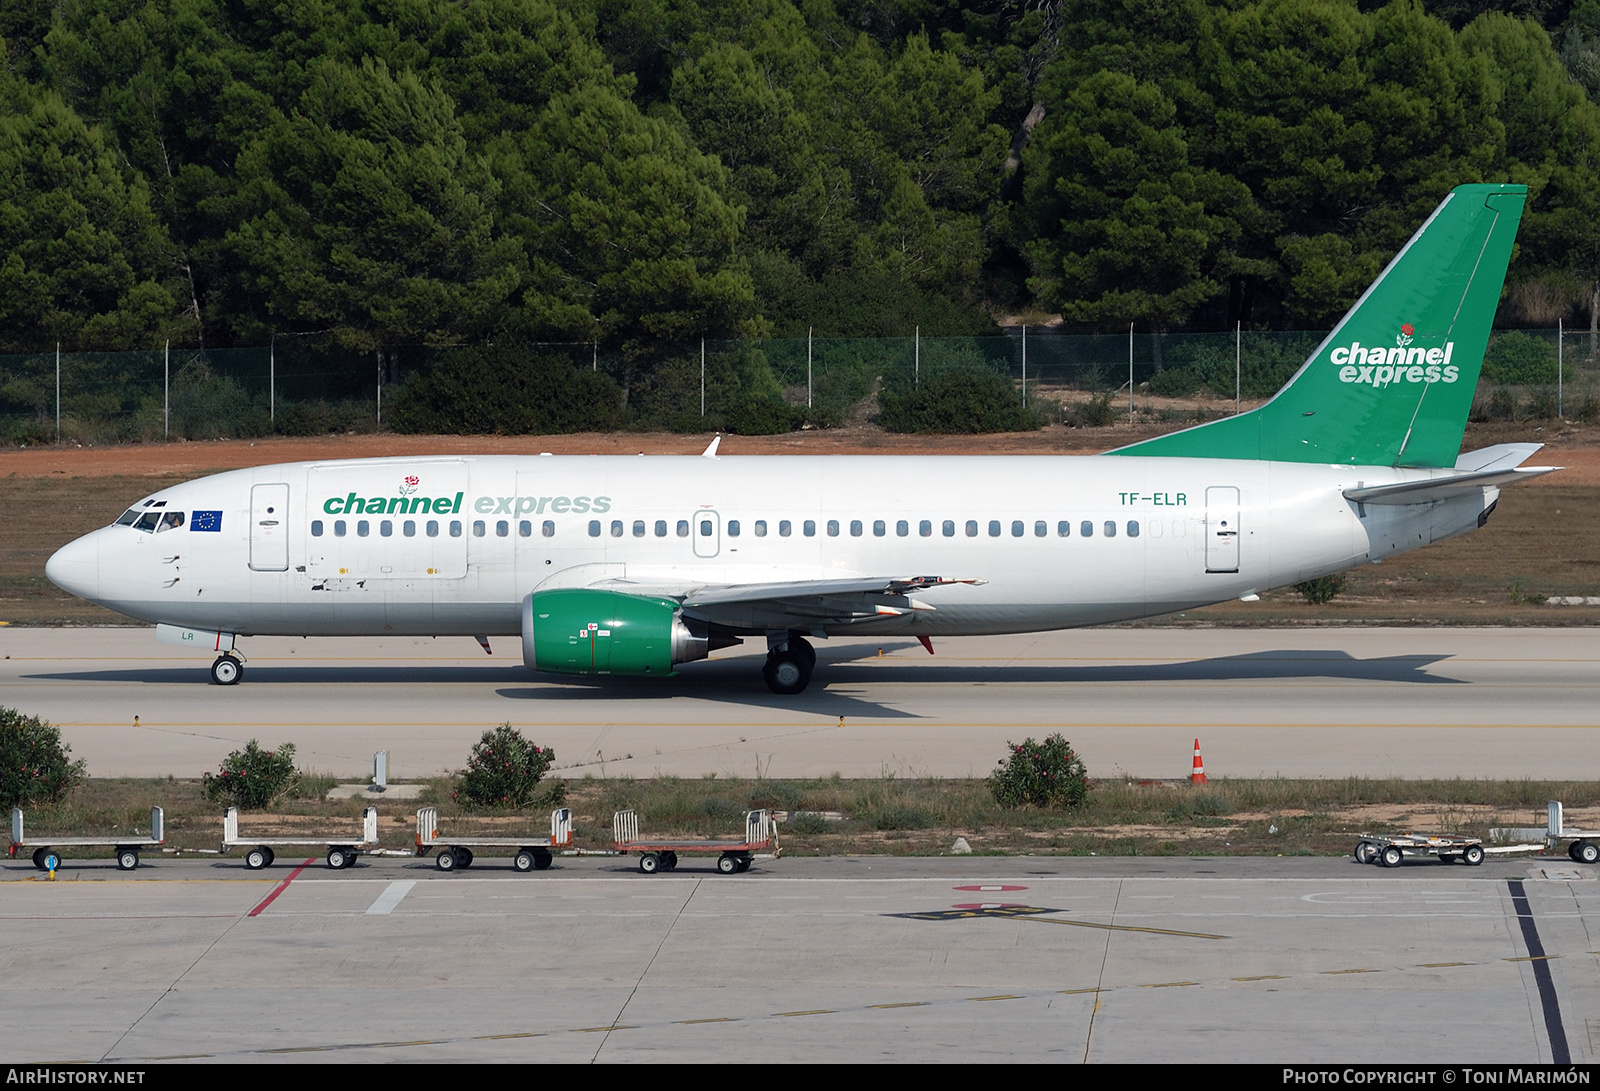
left=399, top=475, right=420, bottom=497
left=1396, top=323, right=1414, bottom=348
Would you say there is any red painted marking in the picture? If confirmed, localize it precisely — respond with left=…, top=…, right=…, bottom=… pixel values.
left=918, top=635, right=935, bottom=655
left=953, top=903, right=1024, bottom=911
left=247, top=860, right=313, bottom=917
left=953, top=885, right=1027, bottom=892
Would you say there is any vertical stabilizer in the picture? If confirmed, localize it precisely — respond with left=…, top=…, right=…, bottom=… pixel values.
left=1109, top=184, right=1526, bottom=467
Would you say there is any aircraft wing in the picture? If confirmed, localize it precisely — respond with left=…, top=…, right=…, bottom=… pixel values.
left=586, top=574, right=986, bottom=629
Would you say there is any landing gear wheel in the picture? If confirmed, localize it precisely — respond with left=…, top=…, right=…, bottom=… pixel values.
left=245, top=847, right=270, bottom=870
left=533, top=850, right=553, bottom=871
left=435, top=848, right=458, bottom=872
left=513, top=850, right=536, bottom=873
left=789, top=636, right=816, bottom=670
left=1380, top=845, right=1404, bottom=868
left=762, top=648, right=812, bottom=695
left=327, top=847, right=352, bottom=869
left=1354, top=842, right=1376, bottom=864
left=661, top=851, right=678, bottom=871
left=210, top=654, right=243, bottom=686
left=1463, top=844, right=1484, bottom=866
left=639, top=853, right=660, bottom=874
left=1578, top=840, right=1599, bottom=865
left=717, top=854, right=739, bottom=875
left=116, top=848, right=140, bottom=871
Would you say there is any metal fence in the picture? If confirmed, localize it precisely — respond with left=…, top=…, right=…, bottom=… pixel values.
left=3, top=326, right=1593, bottom=443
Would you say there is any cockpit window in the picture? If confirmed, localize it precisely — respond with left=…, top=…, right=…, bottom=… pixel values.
left=156, top=512, right=185, bottom=532
left=133, top=511, right=162, bottom=532
left=115, top=509, right=141, bottom=526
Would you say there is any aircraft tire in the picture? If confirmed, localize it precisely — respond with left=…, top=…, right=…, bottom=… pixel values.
left=210, top=655, right=243, bottom=686
left=789, top=636, right=816, bottom=669
left=762, top=649, right=812, bottom=695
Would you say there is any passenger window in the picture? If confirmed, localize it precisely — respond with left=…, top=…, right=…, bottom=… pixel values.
left=381, top=520, right=393, bottom=537
left=334, top=520, right=347, bottom=537
left=655, top=520, right=667, bottom=537
left=633, top=520, right=646, bottom=538
left=518, top=520, right=531, bottom=537
left=1173, top=519, right=1185, bottom=538
left=698, top=519, right=712, bottom=537
left=677, top=519, right=690, bottom=537
left=1104, top=520, right=1117, bottom=538
left=426, top=520, right=439, bottom=537
left=943, top=520, right=955, bottom=537
left=542, top=521, right=555, bottom=538
left=965, top=520, right=978, bottom=537
left=404, top=520, right=416, bottom=537
left=472, top=520, right=485, bottom=537
left=1150, top=520, right=1162, bottom=538
left=358, top=520, right=370, bottom=537
left=311, top=520, right=323, bottom=537
left=872, top=520, right=885, bottom=537
left=1058, top=521, right=1070, bottom=537
left=1128, top=520, right=1140, bottom=538
left=589, top=520, right=601, bottom=537
left=780, top=520, right=792, bottom=537
left=804, top=520, right=817, bottom=537
left=450, top=521, right=463, bottom=537
left=728, top=520, right=740, bottom=537
left=850, top=520, right=863, bottom=537
left=1081, top=521, right=1093, bottom=538
left=919, top=520, right=931, bottom=537
left=612, top=520, right=624, bottom=537
left=988, top=520, right=1001, bottom=537
left=497, top=520, right=509, bottom=537
left=754, top=520, right=767, bottom=537
left=896, top=520, right=908, bottom=537
left=826, top=520, right=839, bottom=537
left=1035, top=521, right=1047, bottom=538
left=1011, top=520, right=1024, bottom=537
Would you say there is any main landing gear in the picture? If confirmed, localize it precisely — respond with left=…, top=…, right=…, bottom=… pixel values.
left=210, top=653, right=244, bottom=686
left=763, top=635, right=816, bottom=695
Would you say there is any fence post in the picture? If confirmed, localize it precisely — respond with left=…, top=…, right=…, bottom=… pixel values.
left=269, top=334, right=275, bottom=425
left=1236, top=321, right=1241, bottom=415
left=1127, top=322, right=1133, bottom=423
left=700, top=338, right=705, bottom=417
left=1021, top=324, right=1027, bottom=406
left=376, top=349, right=381, bottom=426
left=1558, top=318, right=1564, bottom=418
left=914, top=326, right=919, bottom=387
left=807, top=327, right=813, bottom=410
left=164, top=340, right=170, bottom=440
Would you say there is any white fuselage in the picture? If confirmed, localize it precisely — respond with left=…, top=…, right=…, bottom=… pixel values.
left=46, top=454, right=1493, bottom=639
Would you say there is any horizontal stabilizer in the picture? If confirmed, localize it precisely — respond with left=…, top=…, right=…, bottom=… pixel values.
left=1453, top=443, right=1545, bottom=472
left=1343, top=465, right=1558, bottom=505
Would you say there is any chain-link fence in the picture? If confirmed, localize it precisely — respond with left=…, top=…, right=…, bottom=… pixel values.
left=4, top=327, right=1595, bottom=443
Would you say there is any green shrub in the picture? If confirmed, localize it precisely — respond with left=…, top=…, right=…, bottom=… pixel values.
left=1148, top=365, right=1202, bottom=397
left=877, top=355, right=1044, bottom=434
left=202, top=740, right=298, bottom=809
left=1482, top=331, right=1557, bottom=385
left=0, top=707, right=86, bottom=808
left=459, top=724, right=553, bottom=809
left=1295, top=574, right=1346, bottom=604
left=988, top=734, right=1089, bottom=809
left=1070, top=391, right=1119, bottom=427
left=389, top=346, right=624, bottom=434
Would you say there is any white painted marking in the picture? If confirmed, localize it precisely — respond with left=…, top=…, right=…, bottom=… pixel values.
left=365, top=880, right=416, bottom=916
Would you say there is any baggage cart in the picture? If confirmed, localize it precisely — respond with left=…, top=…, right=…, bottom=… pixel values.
left=1354, top=832, right=1484, bottom=868
left=415, top=807, right=573, bottom=872
left=223, top=805, right=378, bottom=869
left=1537, top=801, right=1600, bottom=863
left=612, top=808, right=776, bottom=874
left=9, top=807, right=164, bottom=871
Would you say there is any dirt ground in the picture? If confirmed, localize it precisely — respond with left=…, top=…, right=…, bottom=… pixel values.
left=4, top=415, right=1597, bottom=625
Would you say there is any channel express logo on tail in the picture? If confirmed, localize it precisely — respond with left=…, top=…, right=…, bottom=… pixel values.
left=1330, top=323, right=1459, bottom=388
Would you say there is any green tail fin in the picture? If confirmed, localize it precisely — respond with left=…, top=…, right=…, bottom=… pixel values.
left=1109, top=183, right=1527, bottom=467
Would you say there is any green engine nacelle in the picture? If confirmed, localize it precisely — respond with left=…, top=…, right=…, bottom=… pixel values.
left=521, top=589, right=709, bottom=676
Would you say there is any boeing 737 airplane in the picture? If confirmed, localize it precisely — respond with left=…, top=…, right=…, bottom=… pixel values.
left=46, top=183, right=1555, bottom=694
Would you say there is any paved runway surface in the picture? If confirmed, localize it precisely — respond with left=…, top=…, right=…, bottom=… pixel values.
left=0, top=855, right=1591, bottom=1063
left=3, top=626, right=1598, bottom=780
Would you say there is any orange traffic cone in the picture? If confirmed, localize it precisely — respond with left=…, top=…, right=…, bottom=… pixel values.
left=1190, top=739, right=1207, bottom=786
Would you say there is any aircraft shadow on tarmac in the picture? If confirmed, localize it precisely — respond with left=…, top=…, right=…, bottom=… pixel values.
left=29, top=647, right=1462, bottom=719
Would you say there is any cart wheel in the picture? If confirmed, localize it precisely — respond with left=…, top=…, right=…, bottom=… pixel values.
left=245, top=847, right=270, bottom=870
left=717, top=854, right=739, bottom=874
left=513, top=850, right=535, bottom=873
left=435, top=848, right=457, bottom=872
left=115, top=848, right=140, bottom=871
left=40, top=850, right=61, bottom=872
left=327, top=847, right=350, bottom=869
left=458, top=848, right=474, bottom=869
left=639, top=853, right=660, bottom=874
left=1463, top=844, right=1484, bottom=866
left=31, top=847, right=49, bottom=871
left=263, top=847, right=275, bottom=867
left=1380, top=845, right=1404, bottom=868
left=1579, top=841, right=1599, bottom=865
left=533, top=850, right=553, bottom=871
left=661, top=851, right=677, bottom=870
left=1354, top=842, right=1375, bottom=864
left=735, top=857, right=751, bottom=873
left=1569, top=841, right=1584, bottom=862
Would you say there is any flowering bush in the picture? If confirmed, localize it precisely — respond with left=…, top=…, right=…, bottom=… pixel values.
left=459, top=724, right=553, bottom=809
left=0, top=707, right=85, bottom=808
left=988, top=734, right=1088, bottom=809
left=202, top=739, right=298, bottom=808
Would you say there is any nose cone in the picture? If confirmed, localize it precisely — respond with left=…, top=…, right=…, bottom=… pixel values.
left=46, top=532, right=100, bottom=601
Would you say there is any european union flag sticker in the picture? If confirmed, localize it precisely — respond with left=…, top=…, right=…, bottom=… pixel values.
left=191, top=511, right=223, bottom=532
